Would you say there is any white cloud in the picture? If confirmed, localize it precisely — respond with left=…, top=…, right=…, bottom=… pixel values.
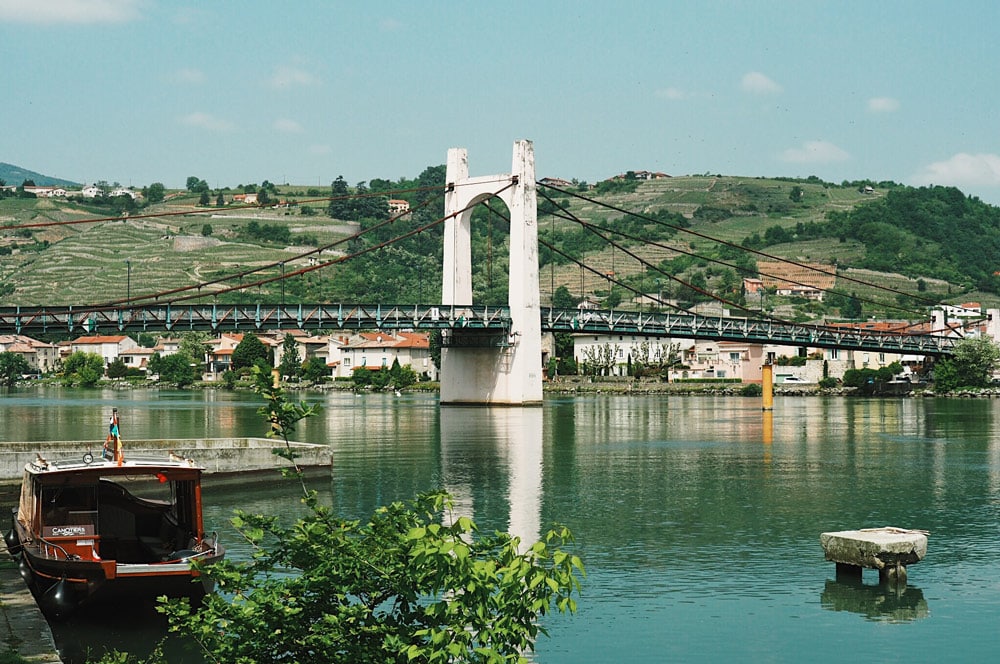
left=779, top=140, right=850, bottom=164
left=656, top=86, right=695, bottom=101
left=309, top=144, right=332, bottom=155
left=0, top=0, right=143, bottom=24
left=274, top=118, right=304, bottom=133
left=179, top=112, right=235, bottom=132
left=268, top=65, right=318, bottom=90
left=911, top=153, right=1000, bottom=187
left=868, top=96, right=900, bottom=113
left=379, top=17, right=403, bottom=31
left=740, top=71, right=782, bottom=95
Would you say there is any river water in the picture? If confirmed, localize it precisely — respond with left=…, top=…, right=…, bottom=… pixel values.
left=1, top=387, right=998, bottom=662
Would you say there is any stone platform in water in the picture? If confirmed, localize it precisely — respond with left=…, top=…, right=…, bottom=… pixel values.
left=820, top=527, right=929, bottom=583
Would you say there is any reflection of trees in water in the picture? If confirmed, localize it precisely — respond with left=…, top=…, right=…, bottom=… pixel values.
left=820, top=579, right=929, bottom=623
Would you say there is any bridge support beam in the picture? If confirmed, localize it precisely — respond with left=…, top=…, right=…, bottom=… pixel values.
left=440, top=141, right=542, bottom=405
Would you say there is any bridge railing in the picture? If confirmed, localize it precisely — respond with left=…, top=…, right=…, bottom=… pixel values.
left=0, top=303, right=510, bottom=335
left=543, top=307, right=958, bottom=356
left=0, top=303, right=957, bottom=356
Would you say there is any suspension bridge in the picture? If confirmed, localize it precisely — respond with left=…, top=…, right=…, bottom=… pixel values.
left=0, top=141, right=962, bottom=404
left=0, top=302, right=956, bottom=357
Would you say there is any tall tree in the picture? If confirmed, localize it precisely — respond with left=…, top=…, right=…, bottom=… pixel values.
left=231, top=334, right=270, bottom=371
left=179, top=332, right=211, bottom=373
left=279, top=334, right=301, bottom=379
left=327, top=176, right=350, bottom=219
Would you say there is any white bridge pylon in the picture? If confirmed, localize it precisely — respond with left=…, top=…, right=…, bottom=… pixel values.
left=440, top=140, right=542, bottom=405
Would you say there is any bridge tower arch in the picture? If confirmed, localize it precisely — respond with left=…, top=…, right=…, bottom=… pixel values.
left=440, top=140, right=542, bottom=405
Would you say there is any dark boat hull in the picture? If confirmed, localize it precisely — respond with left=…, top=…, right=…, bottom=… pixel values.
left=13, top=523, right=223, bottom=620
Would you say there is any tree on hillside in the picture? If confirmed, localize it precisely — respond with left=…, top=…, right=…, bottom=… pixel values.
left=327, top=175, right=350, bottom=219
left=144, top=182, right=165, bottom=203
left=552, top=285, right=579, bottom=309
left=186, top=176, right=209, bottom=193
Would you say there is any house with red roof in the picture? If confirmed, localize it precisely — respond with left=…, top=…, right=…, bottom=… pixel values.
left=336, top=331, right=435, bottom=380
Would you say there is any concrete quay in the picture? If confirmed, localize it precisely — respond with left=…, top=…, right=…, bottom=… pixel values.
left=821, top=527, right=929, bottom=583
left=0, top=543, right=60, bottom=662
left=0, top=437, right=332, bottom=486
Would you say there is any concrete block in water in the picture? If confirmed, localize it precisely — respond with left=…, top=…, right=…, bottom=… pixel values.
left=820, top=527, right=928, bottom=571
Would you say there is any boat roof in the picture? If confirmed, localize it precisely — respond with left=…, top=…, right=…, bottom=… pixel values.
left=24, top=454, right=206, bottom=479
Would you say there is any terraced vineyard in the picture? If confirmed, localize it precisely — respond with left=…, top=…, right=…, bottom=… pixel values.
left=1, top=197, right=356, bottom=306
left=2, top=176, right=995, bottom=316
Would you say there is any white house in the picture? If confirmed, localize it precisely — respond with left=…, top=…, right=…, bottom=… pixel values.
left=70, top=335, right=139, bottom=367
left=573, top=332, right=677, bottom=377
left=23, top=186, right=67, bottom=198
left=336, top=332, right=435, bottom=380
left=118, top=347, right=157, bottom=373
left=111, top=187, right=140, bottom=199
left=271, top=330, right=330, bottom=373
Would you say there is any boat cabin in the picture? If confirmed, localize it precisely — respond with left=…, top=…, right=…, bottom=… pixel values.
left=18, top=458, right=208, bottom=565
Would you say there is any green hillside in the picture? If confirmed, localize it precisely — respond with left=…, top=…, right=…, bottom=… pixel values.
left=1, top=173, right=997, bottom=324
left=0, top=162, right=78, bottom=187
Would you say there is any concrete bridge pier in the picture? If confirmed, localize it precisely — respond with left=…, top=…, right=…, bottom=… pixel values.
left=440, top=141, right=542, bottom=405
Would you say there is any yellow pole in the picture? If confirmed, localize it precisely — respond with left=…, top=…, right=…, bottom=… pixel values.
left=762, top=410, right=773, bottom=464
left=762, top=363, right=774, bottom=411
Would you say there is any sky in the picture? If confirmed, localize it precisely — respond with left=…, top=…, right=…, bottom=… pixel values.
left=2, top=0, right=1000, bottom=204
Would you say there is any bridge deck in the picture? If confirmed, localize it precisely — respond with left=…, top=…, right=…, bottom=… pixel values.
left=0, top=304, right=956, bottom=355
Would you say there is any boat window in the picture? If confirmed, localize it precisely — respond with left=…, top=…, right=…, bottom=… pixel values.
left=113, top=476, right=177, bottom=506
left=41, top=485, right=98, bottom=527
